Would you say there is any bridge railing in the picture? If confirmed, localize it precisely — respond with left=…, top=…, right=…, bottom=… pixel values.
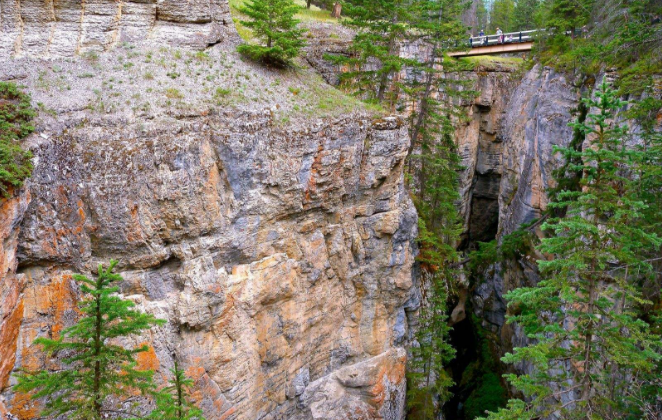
left=468, top=29, right=539, bottom=48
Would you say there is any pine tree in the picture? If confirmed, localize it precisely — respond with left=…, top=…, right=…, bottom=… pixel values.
left=479, top=81, right=662, bottom=420
left=14, top=260, right=165, bottom=420
left=404, top=1, right=472, bottom=418
left=236, top=0, right=306, bottom=66
left=543, top=0, right=593, bottom=34
left=147, top=360, right=205, bottom=420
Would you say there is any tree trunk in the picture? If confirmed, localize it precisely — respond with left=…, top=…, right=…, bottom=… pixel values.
left=332, top=2, right=342, bottom=18
left=175, top=361, right=183, bottom=420
left=376, top=15, right=399, bottom=103
left=307, top=0, right=312, bottom=9
left=93, top=279, right=103, bottom=419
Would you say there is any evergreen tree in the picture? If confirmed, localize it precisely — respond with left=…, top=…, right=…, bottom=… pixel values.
left=512, top=0, right=541, bottom=30
left=543, top=0, right=593, bottom=34
left=0, top=82, right=34, bottom=197
left=236, top=0, right=306, bottom=66
left=488, top=0, right=515, bottom=32
left=479, top=81, right=662, bottom=420
left=476, top=0, right=489, bottom=34
left=404, top=1, right=472, bottom=418
left=330, top=0, right=420, bottom=106
left=147, top=360, right=205, bottom=420
left=14, top=260, right=165, bottom=420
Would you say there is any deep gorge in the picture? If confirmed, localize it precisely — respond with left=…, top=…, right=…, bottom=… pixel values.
left=1, top=0, right=661, bottom=419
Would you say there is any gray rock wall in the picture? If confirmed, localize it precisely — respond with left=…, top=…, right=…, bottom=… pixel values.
left=0, top=1, right=418, bottom=419
left=0, top=0, right=237, bottom=59
left=468, top=65, right=580, bottom=356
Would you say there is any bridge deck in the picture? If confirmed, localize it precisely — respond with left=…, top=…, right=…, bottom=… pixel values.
left=448, top=41, right=533, bottom=57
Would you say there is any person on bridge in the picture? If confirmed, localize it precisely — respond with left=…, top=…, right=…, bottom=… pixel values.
left=479, top=29, right=487, bottom=45
left=496, top=28, right=504, bottom=44
left=505, top=34, right=513, bottom=43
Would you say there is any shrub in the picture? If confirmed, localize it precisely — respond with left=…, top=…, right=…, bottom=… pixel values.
left=0, top=82, right=35, bottom=197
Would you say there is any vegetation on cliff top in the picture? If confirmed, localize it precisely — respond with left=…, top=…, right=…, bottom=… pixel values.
left=0, top=82, right=34, bottom=198
left=236, top=0, right=307, bottom=66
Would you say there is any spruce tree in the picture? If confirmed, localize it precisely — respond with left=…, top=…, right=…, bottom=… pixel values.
left=543, top=0, right=593, bottom=34
left=236, top=0, right=306, bottom=66
left=14, top=260, right=165, bottom=420
left=512, top=0, right=541, bottom=30
left=479, top=81, right=662, bottom=419
left=330, top=0, right=417, bottom=106
left=404, top=1, right=472, bottom=418
left=147, top=360, right=205, bottom=420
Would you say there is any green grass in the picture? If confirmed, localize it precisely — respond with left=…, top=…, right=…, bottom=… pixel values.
left=229, top=0, right=339, bottom=41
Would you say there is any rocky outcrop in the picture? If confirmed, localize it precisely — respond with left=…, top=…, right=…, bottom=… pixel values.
left=453, top=65, right=521, bottom=248
left=497, top=66, right=578, bottom=237
left=0, top=0, right=236, bottom=59
left=471, top=65, right=579, bottom=357
left=0, top=2, right=418, bottom=419
left=0, top=106, right=417, bottom=420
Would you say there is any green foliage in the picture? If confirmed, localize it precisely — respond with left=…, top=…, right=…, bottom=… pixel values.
left=475, top=0, right=489, bottom=33
left=0, top=82, right=35, bottom=197
left=147, top=360, right=205, bottom=420
left=533, top=0, right=662, bottom=111
left=542, top=0, right=593, bottom=33
left=236, top=0, right=306, bottom=66
left=463, top=372, right=507, bottom=420
left=512, top=0, right=541, bottom=30
left=406, top=236, right=456, bottom=419
left=468, top=226, right=537, bottom=276
left=454, top=314, right=509, bottom=420
left=488, top=0, right=515, bottom=33
left=14, top=260, right=165, bottom=420
left=331, top=0, right=414, bottom=105
left=480, top=81, right=662, bottom=420
left=391, top=2, right=475, bottom=417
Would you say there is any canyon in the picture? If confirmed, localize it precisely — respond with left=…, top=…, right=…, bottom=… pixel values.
left=1, top=1, right=659, bottom=420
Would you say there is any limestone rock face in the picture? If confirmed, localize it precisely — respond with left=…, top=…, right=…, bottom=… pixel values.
left=0, top=2, right=417, bottom=419
left=498, top=66, right=578, bottom=237
left=294, top=348, right=407, bottom=420
left=0, top=108, right=417, bottom=419
left=453, top=67, right=521, bottom=247
left=0, top=0, right=236, bottom=59
left=464, top=65, right=580, bottom=353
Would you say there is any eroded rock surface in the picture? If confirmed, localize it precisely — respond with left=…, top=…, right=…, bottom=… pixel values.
left=0, top=106, right=417, bottom=419
left=463, top=65, right=580, bottom=356
left=0, top=2, right=417, bottom=419
left=0, top=0, right=236, bottom=59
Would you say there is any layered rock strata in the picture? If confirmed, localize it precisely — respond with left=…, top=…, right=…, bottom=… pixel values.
left=0, top=1, right=419, bottom=419
left=0, top=104, right=418, bottom=420
left=0, top=0, right=235, bottom=59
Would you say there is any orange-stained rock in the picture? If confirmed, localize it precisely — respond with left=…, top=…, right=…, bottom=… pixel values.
left=0, top=9, right=419, bottom=419
left=136, top=343, right=161, bottom=372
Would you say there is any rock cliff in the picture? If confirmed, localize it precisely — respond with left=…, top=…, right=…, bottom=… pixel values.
left=0, top=1, right=419, bottom=419
left=0, top=0, right=236, bottom=59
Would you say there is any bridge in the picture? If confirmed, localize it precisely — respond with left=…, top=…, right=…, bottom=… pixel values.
left=448, top=30, right=538, bottom=57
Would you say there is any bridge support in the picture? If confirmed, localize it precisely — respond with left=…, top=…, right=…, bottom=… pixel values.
left=448, top=41, right=533, bottom=57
